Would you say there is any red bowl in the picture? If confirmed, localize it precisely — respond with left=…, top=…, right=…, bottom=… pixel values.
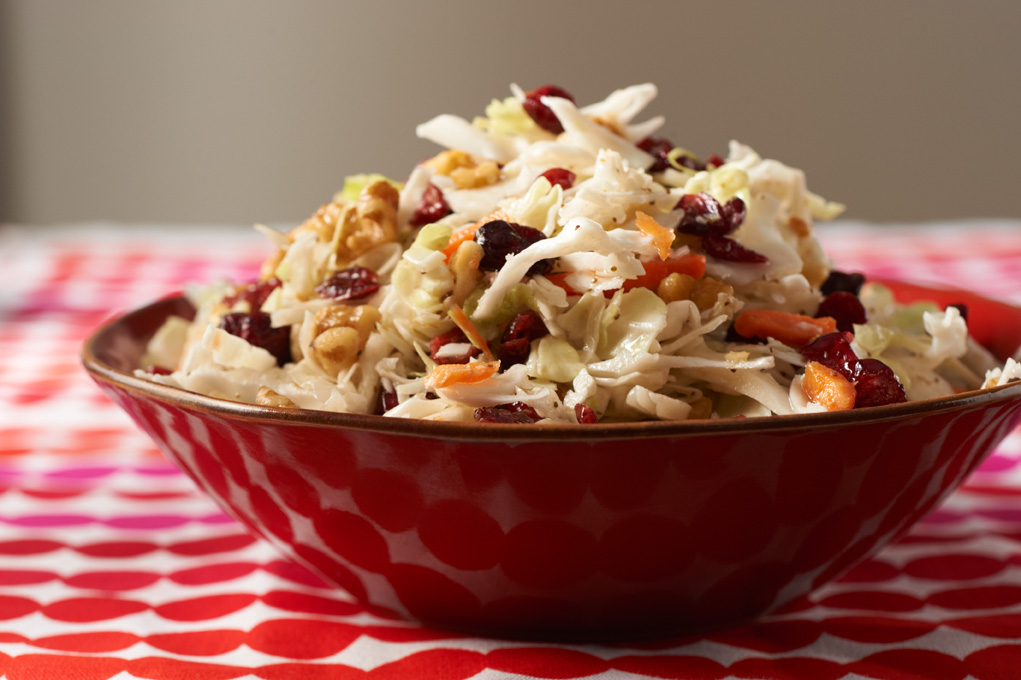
left=82, top=281, right=1021, bottom=640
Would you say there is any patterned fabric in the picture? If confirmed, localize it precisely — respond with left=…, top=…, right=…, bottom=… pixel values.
left=0, top=221, right=1020, bottom=679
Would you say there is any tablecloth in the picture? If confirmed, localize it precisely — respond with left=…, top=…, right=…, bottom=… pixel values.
left=1, top=220, right=1020, bottom=680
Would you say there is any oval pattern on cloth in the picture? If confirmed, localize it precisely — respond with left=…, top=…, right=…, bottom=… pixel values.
left=153, top=594, right=257, bottom=622
left=41, top=597, right=148, bottom=623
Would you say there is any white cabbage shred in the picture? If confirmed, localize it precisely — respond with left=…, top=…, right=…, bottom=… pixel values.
left=136, top=83, right=1006, bottom=423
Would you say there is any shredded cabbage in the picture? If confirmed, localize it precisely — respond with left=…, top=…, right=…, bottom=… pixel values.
left=137, top=82, right=1006, bottom=424
left=475, top=97, right=539, bottom=137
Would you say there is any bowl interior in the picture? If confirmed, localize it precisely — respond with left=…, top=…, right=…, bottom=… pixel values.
left=91, top=295, right=197, bottom=373
left=880, top=279, right=1021, bottom=361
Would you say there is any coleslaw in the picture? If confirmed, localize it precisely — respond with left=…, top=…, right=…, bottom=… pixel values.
left=137, top=83, right=1021, bottom=424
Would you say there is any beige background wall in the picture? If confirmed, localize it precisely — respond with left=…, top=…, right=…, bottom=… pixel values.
left=2, top=1, right=1020, bottom=226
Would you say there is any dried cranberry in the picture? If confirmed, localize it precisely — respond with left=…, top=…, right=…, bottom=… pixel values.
left=948, top=303, right=969, bottom=322
left=820, top=270, right=866, bottom=297
left=676, top=193, right=763, bottom=263
left=374, top=388, right=399, bottom=415
left=315, top=267, right=379, bottom=302
left=496, top=338, right=530, bottom=367
left=676, top=154, right=708, bottom=171
left=676, top=194, right=746, bottom=237
left=801, top=332, right=859, bottom=380
left=410, top=183, right=452, bottom=227
left=475, top=220, right=552, bottom=276
left=647, top=144, right=710, bottom=173
left=505, top=402, right=540, bottom=417
left=475, top=402, right=542, bottom=424
left=701, top=234, right=769, bottom=264
left=816, top=291, right=867, bottom=333
left=637, top=136, right=674, bottom=173
left=676, top=193, right=724, bottom=236
left=497, top=310, right=549, bottom=366
left=429, top=327, right=480, bottom=365
left=145, top=365, right=173, bottom=375
left=522, top=85, right=575, bottom=134
left=503, top=310, right=549, bottom=344
left=223, top=278, right=281, bottom=310
left=720, top=197, right=746, bottom=231
left=852, top=359, right=907, bottom=408
left=539, top=167, right=576, bottom=190
left=801, top=333, right=907, bottom=408
left=575, top=403, right=598, bottom=424
left=219, top=312, right=292, bottom=367
left=707, top=154, right=726, bottom=168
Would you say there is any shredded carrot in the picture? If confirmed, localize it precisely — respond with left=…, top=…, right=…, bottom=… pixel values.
left=621, top=252, right=707, bottom=292
left=442, top=210, right=510, bottom=262
left=734, top=309, right=837, bottom=348
left=448, top=303, right=494, bottom=361
left=443, top=226, right=481, bottom=262
left=635, top=211, right=675, bottom=261
left=424, top=361, right=501, bottom=389
left=803, top=361, right=856, bottom=410
left=543, top=252, right=707, bottom=298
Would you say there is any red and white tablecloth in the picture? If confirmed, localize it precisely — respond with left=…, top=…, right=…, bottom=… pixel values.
left=1, top=221, right=1020, bottom=680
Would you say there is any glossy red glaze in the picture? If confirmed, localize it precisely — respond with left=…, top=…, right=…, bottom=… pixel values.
left=82, top=282, right=1021, bottom=640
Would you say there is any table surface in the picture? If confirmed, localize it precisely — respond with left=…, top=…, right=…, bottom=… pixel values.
left=1, top=221, right=1020, bottom=680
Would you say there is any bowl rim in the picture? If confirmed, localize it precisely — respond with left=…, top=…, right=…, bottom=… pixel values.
left=82, top=283, right=1021, bottom=443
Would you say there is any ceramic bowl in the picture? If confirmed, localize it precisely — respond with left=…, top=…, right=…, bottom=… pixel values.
left=82, top=281, right=1021, bottom=640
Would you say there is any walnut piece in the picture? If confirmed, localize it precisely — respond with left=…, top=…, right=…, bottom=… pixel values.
left=292, top=200, right=347, bottom=243
left=655, top=273, right=733, bottom=313
left=343, top=181, right=399, bottom=259
left=422, top=150, right=501, bottom=190
left=691, top=277, right=734, bottom=313
left=312, top=327, right=361, bottom=377
left=257, top=387, right=297, bottom=408
left=308, top=304, right=381, bottom=377
left=423, top=150, right=476, bottom=176
left=284, top=180, right=399, bottom=273
left=657, top=273, right=698, bottom=304
left=450, top=161, right=501, bottom=190
left=687, top=396, right=714, bottom=420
